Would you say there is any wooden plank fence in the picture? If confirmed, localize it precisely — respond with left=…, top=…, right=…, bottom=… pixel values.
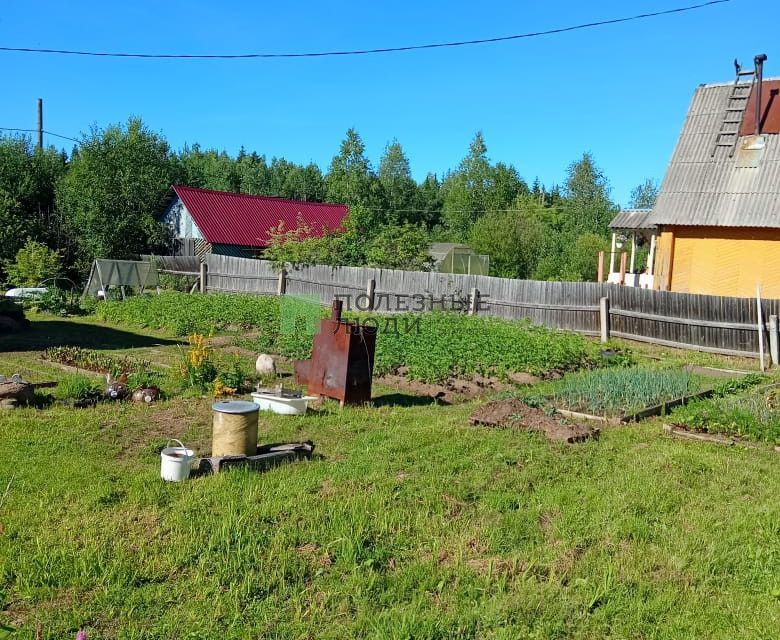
left=141, top=255, right=202, bottom=274
left=147, top=254, right=780, bottom=360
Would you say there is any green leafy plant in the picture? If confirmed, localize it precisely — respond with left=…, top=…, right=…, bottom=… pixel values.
left=671, top=385, right=780, bottom=443
left=158, top=272, right=198, bottom=292
left=364, top=312, right=594, bottom=383
left=42, top=346, right=152, bottom=378
left=3, top=238, right=60, bottom=287
left=27, top=287, right=82, bottom=316
left=93, top=292, right=596, bottom=385
left=95, top=291, right=281, bottom=337
left=178, top=333, right=218, bottom=389
left=711, top=373, right=767, bottom=397
left=215, top=356, right=247, bottom=392
left=126, top=370, right=162, bottom=390
left=56, top=374, right=104, bottom=403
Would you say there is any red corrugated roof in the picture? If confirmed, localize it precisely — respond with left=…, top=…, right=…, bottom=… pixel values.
left=172, top=185, right=348, bottom=248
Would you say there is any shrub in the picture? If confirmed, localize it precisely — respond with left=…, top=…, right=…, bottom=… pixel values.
left=215, top=356, right=248, bottom=392
left=4, top=238, right=60, bottom=287
left=364, top=225, right=433, bottom=271
left=28, top=287, right=82, bottom=316
left=468, top=208, right=545, bottom=278
left=158, top=272, right=198, bottom=292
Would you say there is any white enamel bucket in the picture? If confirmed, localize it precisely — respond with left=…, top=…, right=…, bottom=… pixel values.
left=160, top=439, right=194, bottom=482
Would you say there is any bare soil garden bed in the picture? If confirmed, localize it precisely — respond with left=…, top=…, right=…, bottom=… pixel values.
left=377, top=374, right=510, bottom=404
left=469, top=398, right=599, bottom=444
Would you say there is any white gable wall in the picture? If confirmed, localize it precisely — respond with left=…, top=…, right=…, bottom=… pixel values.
left=161, top=196, right=204, bottom=240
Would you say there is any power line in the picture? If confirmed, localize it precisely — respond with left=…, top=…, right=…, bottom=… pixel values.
left=0, top=127, right=79, bottom=143
left=0, top=1, right=730, bottom=60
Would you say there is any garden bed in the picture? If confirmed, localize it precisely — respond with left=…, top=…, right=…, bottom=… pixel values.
left=661, top=423, right=763, bottom=449
left=94, top=292, right=605, bottom=384
left=42, top=346, right=152, bottom=377
left=543, top=366, right=710, bottom=422
left=469, top=398, right=599, bottom=443
left=517, top=366, right=769, bottom=424
left=668, top=379, right=780, bottom=444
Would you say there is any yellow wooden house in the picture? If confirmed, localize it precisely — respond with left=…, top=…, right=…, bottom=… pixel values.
left=645, top=55, right=780, bottom=298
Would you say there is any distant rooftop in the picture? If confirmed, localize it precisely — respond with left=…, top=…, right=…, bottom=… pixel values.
left=648, top=77, right=780, bottom=229
left=169, top=186, right=348, bottom=247
left=610, top=209, right=656, bottom=231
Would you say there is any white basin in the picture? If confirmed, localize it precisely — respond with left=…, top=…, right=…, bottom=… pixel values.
left=250, top=392, right=317, bottom=415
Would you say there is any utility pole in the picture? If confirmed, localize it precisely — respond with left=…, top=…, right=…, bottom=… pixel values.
left=37, top=98, right=43, bottom=151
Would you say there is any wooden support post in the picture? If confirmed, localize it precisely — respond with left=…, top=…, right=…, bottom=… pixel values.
left=769, top=315, right=779, bottom=367
left=662, top=232, right=675, bottom=291
left=366, top=278, right=376, bottom=311
left=199, top=261, right=208, bottom=294
left=609, top=233, right=617, bottom=275
left=619, top=252, right=627, bottom=285
left=629, top=233, right=636, bottom=274
left=597, top=251, right=605, bottom=283
left=277, top=268, right=287, bottom=296
left=94, top=261, right=107, bottom=300
left=648, top=233, right=657, bottom=276
left=468, top=288, right=480, bottom=316
left=599, top=297, right=610, bottom=343
left=757, top=286, right=765, bottom=372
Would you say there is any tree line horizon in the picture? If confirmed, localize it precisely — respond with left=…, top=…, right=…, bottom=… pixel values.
left=0, top=117, right=658, bottom=286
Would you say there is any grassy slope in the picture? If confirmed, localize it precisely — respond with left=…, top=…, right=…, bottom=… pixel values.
left=1, top=318, right=779, bottom=639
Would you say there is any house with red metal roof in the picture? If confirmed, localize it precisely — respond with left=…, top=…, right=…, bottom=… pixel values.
left=160, top=185, right=349, bottom=258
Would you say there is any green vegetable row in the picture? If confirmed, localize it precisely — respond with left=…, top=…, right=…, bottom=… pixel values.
left=95, top=292, right=596, bottom=383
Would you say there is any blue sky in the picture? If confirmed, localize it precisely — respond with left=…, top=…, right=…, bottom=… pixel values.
left=1, top=0, right=777, bottom=206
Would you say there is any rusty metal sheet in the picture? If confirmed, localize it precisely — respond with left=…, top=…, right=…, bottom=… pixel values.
left=294, top=302, right=376, bottom=405
left=740, top=80, right=780, bottom=136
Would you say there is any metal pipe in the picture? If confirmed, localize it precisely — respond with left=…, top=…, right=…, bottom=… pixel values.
left=37, top=98, right=43, bottom=151
left=754, top=53, right=768, bottom=135
left=331, top=299, right=343, bottom=322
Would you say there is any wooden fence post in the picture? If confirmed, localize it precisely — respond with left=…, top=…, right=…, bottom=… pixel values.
left=366, top=278, right=376, bottom=311
left=199, top=261, right=208, bottom=294
left=468, top=288, right=480, bottom=316
left=600, top=297, right=610, bottom=343
left=597, top=251, right=605, bottom=283
left=769, top=315, right=779, bottom=367
left=277, top=268, right=287, bottom=296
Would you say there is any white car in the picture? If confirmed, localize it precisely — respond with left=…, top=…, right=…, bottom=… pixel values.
left=4, top=287, right=48, bottom=299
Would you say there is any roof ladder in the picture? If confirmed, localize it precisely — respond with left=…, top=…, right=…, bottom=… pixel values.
left=711, top=62, right=755, bottom=158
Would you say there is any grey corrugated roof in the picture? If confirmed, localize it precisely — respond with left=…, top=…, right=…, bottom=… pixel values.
left=610, top=209, right=656, bottom=230
left=428, top=243, right=472, bottom=260
left=648, top=79, right=780, bottom=228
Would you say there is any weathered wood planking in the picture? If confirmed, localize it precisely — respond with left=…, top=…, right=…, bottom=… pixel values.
left=204, top=254, right=276, bottom=294
left=142, top=255, right=201, bottom=274
left=195, top=254, right=774, bottom=357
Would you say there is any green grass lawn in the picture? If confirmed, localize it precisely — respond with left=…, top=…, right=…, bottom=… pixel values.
left=1, top=317, right=779, bottom=639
